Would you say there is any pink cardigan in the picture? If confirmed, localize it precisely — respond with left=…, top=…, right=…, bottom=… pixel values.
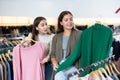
left=13, top=42, right=46, bottom=80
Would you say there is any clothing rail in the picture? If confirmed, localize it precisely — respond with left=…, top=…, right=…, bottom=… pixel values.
left=0, top=47, right=13, bottom=51
left=67, top=55, right=115, bottom=80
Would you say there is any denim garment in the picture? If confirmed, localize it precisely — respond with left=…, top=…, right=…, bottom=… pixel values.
left=45, top=62, right=53, bottom=80
left=55, top=66, right=78, bottom=80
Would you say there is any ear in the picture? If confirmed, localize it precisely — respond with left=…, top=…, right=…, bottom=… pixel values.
left=36, top=27, right=38, bottom=30
left=60, top=21, right=63, bottom=26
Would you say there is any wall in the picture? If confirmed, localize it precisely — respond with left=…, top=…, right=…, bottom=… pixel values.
left=0, top=0, right=120, bottom=18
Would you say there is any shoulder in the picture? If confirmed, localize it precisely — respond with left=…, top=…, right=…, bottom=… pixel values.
left=52, top=33, right=62, bottom=41
left=44, top=34, right=55, bottom=40
left=50, top=33, right=55, bottom=38
left=72, top=29, right=82, bottom=37
left=13, top=44, right=20, bottom=50
left=54, top=32, right=62, bottom=38
left=73, top=29, right=82, bottom=34
left=13, top=44, right=20, bottom=54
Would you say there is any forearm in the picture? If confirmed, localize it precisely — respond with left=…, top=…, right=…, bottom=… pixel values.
left=51, top=57, right=59, bottom=71
left=51, top=57, right=58, bottom=65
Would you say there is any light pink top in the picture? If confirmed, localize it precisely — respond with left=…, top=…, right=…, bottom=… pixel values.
left=13, top=42, right=46, bottom=80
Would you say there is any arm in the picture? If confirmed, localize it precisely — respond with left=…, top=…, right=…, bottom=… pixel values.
left=51, top=57, right=58, bottom=71
left=50, top=35, right=59, bottom=71
left=46, top=34, right=55, bottom=60
left=41, top=34, right=55, bottom=64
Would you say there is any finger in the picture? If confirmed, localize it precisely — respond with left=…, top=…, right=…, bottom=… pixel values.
left=40, top=60, right=44, bottom=64
left=53, top=67, right=57, bottom=71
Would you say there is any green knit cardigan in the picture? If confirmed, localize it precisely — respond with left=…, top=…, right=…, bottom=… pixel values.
left=57, top=24, right=113, bottom=76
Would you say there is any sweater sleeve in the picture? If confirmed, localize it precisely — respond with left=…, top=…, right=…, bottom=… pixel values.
left=107, top=31, right=113, bottom=55
left=13, top=45, right=21, bottom=80
left=57, top=33, right=83, bottom=72
left=50, top=35, right=57, bottom=58
left=48, top=34, right=55, bottom=56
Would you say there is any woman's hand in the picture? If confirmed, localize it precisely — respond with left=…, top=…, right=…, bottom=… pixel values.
left=40, top=56, right=49, bottom=64
left=21, top=33, right=32, bottom=44
left=21, top=37, right=31, bottom=43
left=53, top=63, right=58, bottom=71
left=21, top=37, right=31, bottom=47
left=51, top=58, right=59, bottom=71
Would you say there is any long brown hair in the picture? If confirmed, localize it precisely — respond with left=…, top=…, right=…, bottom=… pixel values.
left=31, top=16, right=46, bottom=45
left=57, top=11, right=73, bottom=33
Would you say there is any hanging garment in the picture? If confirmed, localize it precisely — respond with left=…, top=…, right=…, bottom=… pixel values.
left=112, top=40, right=120, bottom=61
left=5, top=61, right=11, bottom=80
left=13, top=42, right=46, bottom=80
left=8, top=61, right=13, bottom=80
left=78, top=74, right=89, bottom=80
left=0, top=64, right=3, bottom=80
left=0, top=61, right=7, bottom=80
left=55, top=66, right=78, bottom=80
left=57, top=24, right=112, bottom=77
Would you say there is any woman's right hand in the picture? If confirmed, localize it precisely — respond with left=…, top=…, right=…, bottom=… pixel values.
left=51, top=58, right=59, bottom=71
left=21, top=37, right=31, bottom=47
left=21, top=33, right=32, bottom=44
left=53, top=63, right=58, bottom=71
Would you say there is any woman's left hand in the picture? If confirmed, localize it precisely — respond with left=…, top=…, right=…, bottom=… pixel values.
left=40, top=56, right=49, bottom=64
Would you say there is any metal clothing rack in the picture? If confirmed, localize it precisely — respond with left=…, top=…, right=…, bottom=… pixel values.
left=67, top=55, right=115, bottom=80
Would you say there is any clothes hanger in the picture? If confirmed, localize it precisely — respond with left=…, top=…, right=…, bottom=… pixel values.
left=108, top=63, right=119, bottom=80
left=77, top=78, right=83, bottom=80
left=109, top=63, right=115, bottom=75
left=95, top=20, right=101, bottom=24
left=21, top=38, right=37, bottom=44
left=4, top=41, right=9, bottom=46
left=88, top=71, right=101, bottom=80
left=98, top=68, right=109, bottom=78
left=11, top=41, right=16, bottom=45
left=8, top=41, right=14, bottom=46
left=1, top=54, right=7, bottom=61
left=5, top=53, right=11, bottom=61
left=14, top=40, right=19, bottom=45
left=21, top=38, right=37, bottom=48
left=96, top=69, right=107, bottom=80
left=0, top=55, right=3, bottom=62
left=110, top=62, right=120, bottom=74
left=105, top=64, right=112, bottom=76
left=8, top=52, right=13, bottom=58
left=30, top=39, right=37, bottom=43
left=15, top=40, right=21, bottom=44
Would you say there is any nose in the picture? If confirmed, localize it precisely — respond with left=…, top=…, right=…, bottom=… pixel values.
left=44, top=25, right=48, bottom=29
left=68, top=21, right=73, bottom=25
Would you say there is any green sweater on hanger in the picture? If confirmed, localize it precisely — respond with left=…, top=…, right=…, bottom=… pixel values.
left=57, top=24, right=113, bottom=76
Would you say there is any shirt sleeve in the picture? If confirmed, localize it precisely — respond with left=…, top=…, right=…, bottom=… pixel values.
left=13, top=45, right=22, bottom=80
left=50, top=35, right=57, bottom=58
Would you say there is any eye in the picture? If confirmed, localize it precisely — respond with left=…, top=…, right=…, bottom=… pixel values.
left=64, top=19, right=68, bottom=22
left=41, top=24, right=44, bottom=27
left=70, top=18, right=73, bottom=21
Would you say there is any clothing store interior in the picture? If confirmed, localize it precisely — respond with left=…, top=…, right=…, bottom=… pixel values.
left=0, top=0, right=120, bottom=80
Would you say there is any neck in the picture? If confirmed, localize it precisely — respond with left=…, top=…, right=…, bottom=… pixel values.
left=63, top=29, right=72, bottom=36
left=39, top=32, right=47, bottom=35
